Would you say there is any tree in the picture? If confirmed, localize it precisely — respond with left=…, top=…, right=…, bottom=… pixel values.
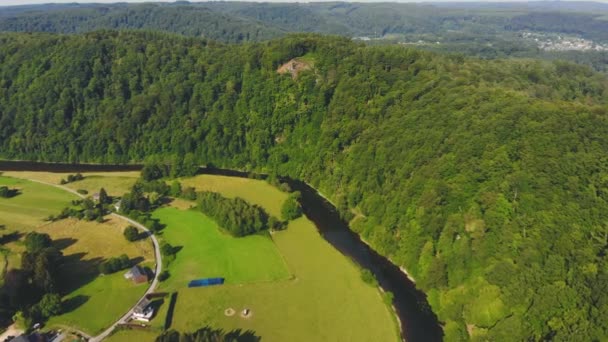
left=36, top=293, right=62, bottom=318
left=99, top=187, right=109, bottom=204
left=281, top=192, right=303, bottom=221
left=142, top=163, right=164, bottom=181
left=161, top=243, right=176, bottom=257
left=123, top=226, right=139, bottom=242
left=24, top=232, right=52, bottom=253
left=170, top=181, right=182, bottom=197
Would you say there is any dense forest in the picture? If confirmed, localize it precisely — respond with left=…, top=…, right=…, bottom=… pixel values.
left=0, top=31, right=608, bottom=340
left=2, top=2, right=608, bottom=74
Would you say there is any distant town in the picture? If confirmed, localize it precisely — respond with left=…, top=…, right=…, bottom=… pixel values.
left=521, top=32, right=608, bottom=51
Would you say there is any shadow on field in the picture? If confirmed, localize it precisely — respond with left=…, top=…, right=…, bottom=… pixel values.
left=0, top=231, right=23, bottom=244
left=130, top=256, right=144, bottom=266
left=62, top=294, right=90, bottom=313
left=53, top=237, right=77, bottom=250
left=59, top=253, right=104, bottom=294
left=224, top=329, right=261, bottom=342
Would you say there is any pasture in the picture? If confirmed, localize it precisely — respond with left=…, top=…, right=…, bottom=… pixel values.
left=160, top=175, right=399, bottom=342
left=0, top=176, right=154, bottom=335
left=153, top=207, right=291, bottom=288
left=178, top=175, right=287, bottom=217
left=2, top=171, right=140, bottom=196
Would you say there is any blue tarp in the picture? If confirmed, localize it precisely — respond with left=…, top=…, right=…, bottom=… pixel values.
left=188, top=277, right=225, bottom=287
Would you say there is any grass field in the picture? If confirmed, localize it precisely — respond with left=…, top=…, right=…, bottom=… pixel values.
left=178, top=175, right=288, bottom=218
left=158, top=175, right=399, bottom=342
left=2, top=171, right=140, bottom=197
left=34, top=218, right=154, bottom=335
left=168, top=218, right=398, bottom=342
left=105, top=329, right=159, bottom=342
left=0, top=176, right=154, bottom=335
left=0, top=176, right=77, bottom=230
left=154, top=207, right=291, bottom=288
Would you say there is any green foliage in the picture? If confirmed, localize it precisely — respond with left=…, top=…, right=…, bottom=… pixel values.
left=0, top=186, right=18, bottom=198
left=61, top=173, right=84, bottom=184
left=99, top=254, right=130, bottom=274
left=0, top=32, right=607, bottom=339
left=156, top=326, right=260, bottom=342
left=281, top=192, right=302, bottom=221
left=99, top=187, right=110, bottom=204
left=360, top=269, right=378, bottom=287
left=170, top=181, right=182, bottom=197
left=35, top=293, right=63, bottom=318
left=123, top=226, right=139, bottom=242
left=24, top=232, right=52, bottom=252
left=197, top=192, right=269, bottom=237
left=158, top=270, right=170, bottom=282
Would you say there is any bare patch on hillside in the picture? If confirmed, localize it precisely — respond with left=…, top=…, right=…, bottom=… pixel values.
left=277, top=58, right=312, bottom=79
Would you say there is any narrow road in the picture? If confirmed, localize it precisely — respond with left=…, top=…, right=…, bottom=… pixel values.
left=26, top=178, right=162, bottom=341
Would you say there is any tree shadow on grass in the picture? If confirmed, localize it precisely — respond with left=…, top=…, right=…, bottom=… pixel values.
left=59, top=253, right=105, bottom=295
left=53, top=237, right=77, bottom=250
left=129, top=256, right=144, bottom=267
left=225, top=329, right=262, bottom=342
left=62, top=294, right=90, bottom=313
left=0, top=231, right=23, bottom=245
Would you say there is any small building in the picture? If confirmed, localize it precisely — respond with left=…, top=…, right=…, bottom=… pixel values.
left=124, top=265, right=148, bottom=284
left=114, top=199, right=122, bottom=212
left=132, top=296, right=154, bottom=322
left=92, top=192, right=100, bottom=202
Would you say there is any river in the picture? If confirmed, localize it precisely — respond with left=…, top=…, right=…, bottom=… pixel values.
left=0, top=160, right=443, bottom=341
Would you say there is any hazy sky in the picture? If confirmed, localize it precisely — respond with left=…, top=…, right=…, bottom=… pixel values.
left=1, top=0, right=605, bottom=6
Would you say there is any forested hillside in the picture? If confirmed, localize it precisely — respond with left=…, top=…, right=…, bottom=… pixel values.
left=0, top=31, right=608, bottom=341
left=0, top=3, right=283, bottom=43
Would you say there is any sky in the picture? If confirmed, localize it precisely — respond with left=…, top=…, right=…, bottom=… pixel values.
left=0, top=0, right=606, bottom=5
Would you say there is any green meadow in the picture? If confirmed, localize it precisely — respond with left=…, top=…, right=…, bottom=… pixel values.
left=0, top=176, right=77, bottom=230
left=179, top=174, right=288, bottom=217
left=160, top=175, right=399, bottom=342
left=154, top=207, right=291, bottom=288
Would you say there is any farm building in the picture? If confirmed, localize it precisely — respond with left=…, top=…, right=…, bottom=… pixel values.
left=132, top=296, right=154, bottom=322
left=124, top=265, right=148, bottom=284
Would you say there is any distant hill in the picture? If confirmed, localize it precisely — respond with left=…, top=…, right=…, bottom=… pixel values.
left=0, top=3, right=284, bottom=43
left=1, top=2, right=608, bottom=43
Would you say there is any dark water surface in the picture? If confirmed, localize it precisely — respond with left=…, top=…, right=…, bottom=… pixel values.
left=0, top=160, right=443, bottom=341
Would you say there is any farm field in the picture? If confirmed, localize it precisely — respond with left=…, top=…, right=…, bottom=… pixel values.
left=178, top=174, right=287, bottom=217
left=167, top=217, right=398, bottom=342
left=105, top=329, right=158, bottom=342
left=160, top=175, right=399, bottom=342
left=2, top=171, right=140, bottom=196
left=0, top=176, right=76, bottom=230
left=0, top=175, right=154, bottom=335
left=30, top=217, right=153, bottom=335
left=154, top=207, right=291, bottom=289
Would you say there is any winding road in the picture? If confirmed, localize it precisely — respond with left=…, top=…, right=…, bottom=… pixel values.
left=27, top=179, right=162, bottom=342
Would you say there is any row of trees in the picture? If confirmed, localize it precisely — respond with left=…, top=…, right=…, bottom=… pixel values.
left=99, top=254, right=131, bottom=274
left=0, top=232, right=64, bottom=328
left=197, top=192, right=270, bottom=237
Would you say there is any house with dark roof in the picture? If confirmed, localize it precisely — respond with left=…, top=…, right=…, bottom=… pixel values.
left=124, top=265, right=148, bottom=284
